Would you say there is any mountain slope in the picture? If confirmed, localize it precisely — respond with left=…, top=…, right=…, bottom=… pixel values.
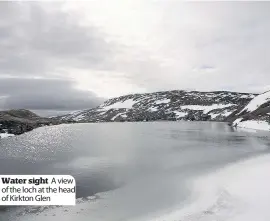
left=55, top=90, right=256, bottom=123
left=231, top=91, right=270, bottom=131
left=0, top=109, right=61, bottom=137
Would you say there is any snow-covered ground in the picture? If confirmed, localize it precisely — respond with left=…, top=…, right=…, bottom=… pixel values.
left=233, top=118, right=270, bottom=132
left=181, top=104, right=235, bottom=114
left=208, top=110, right=235, bottom=120
left=9, top=154, right=270, bottom=221
left=155, top=98, right=171, bottom=104
left=239, top=91, right=270, bottom=114
left=0, top=133, right=15, bottom=138
left=146, top=154, right=270, bottom=221
left=232, top=118, right=243, bottom=126
left=236, top=120, right=270, bottom=131
left=232, top=91, right=270, bottom=131
left=111, top=113, right=127, bottom=120
left=102, top=99, right=136, bottom=110
left=172, top=111, right=188, bottom=118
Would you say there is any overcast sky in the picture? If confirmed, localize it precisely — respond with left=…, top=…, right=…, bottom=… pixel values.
left=1, top=1, right=270, bottom=116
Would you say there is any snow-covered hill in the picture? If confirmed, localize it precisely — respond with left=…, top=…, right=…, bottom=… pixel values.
left=54, top=90, right=256, bottom=123
left=232, top=91, right=270, bottom=131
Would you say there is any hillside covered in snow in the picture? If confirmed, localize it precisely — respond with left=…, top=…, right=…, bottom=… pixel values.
left=231, top=91, right=270, bottom=131
left=54, top=90, right=256, bottom=123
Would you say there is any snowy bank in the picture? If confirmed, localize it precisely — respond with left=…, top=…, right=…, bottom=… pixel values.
left=147, top=154, right=270, bottom=221
left=231, top=91, right=270, bottom=131
left=7, top=154, right=270, bottom=221
left=235, top=120, right=270, bottom=131
left=238, top=90, right=270, bottom=114
left=0, top=133, right=15, bottom=139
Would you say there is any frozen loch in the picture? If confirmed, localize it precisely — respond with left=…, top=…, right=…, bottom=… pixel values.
left=0, top=121, right=269, bottom=221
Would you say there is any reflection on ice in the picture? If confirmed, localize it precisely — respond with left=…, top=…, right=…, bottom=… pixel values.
left=6, top=155, right=270, bottom=221
left=148, top=154, right=270, bottom=221
left=1, top=122, right=270, bottom=221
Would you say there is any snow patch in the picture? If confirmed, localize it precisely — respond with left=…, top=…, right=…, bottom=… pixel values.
left=111, top=113, right=124, bottom=121
left=181, top=104, right=235, bottom=114
left=148, top=107, right=158, bottom=112
left=102, top=99, right=136, bottom=110
left=173, top=111, right=187, bottom=118
left=239, top=91, right=270, bottom=114
left=155, top=99, right=171, bottom=104
left=232, top=118, right=243, bottom=126
left=222, top=110, right=235, bottom=117
left=0, top=133, right=15, bottom=138
left=237, top=120, right=270, bottom=131
left=210, top=110, right=235, bottom=120
left=209, top=113, right=220, bottom=119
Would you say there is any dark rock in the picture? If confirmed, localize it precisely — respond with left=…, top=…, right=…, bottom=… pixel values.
left=0, top=109, right=62, bottom=137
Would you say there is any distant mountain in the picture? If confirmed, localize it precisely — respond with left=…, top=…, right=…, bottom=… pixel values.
left=0, top=109, right=61, bottom=137
left=231, top=91, right=270, bottom=131
left=54, top=90, right=256, bottom=123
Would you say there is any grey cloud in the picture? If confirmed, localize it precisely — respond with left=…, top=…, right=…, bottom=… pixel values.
left=0, top=2, right=115, bottom=76
left=1, top=1, right=270, bottom=108
left=0, top=2, right=111, bottom=113
left=200, top=65, right=215, bottom=70
left=0, top=78, right=104, bottom=112
left=114, top=2, right=270, bottom=93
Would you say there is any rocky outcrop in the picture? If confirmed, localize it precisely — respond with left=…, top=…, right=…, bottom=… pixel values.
left=54, top=90, right=256, bottom=123
left=230, top=91, right=270, bottom=131
left=0, top=109, right=62, bottom=137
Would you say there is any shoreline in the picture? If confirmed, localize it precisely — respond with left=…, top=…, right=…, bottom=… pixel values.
left=1, top=119, right=269, bottom=140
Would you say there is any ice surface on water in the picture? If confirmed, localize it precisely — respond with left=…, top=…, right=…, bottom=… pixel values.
left=1, top=122, right=270, bottom=221
left=6, top=154, right=270, bottom=221
left=147, top=154, right=270, bottom=221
